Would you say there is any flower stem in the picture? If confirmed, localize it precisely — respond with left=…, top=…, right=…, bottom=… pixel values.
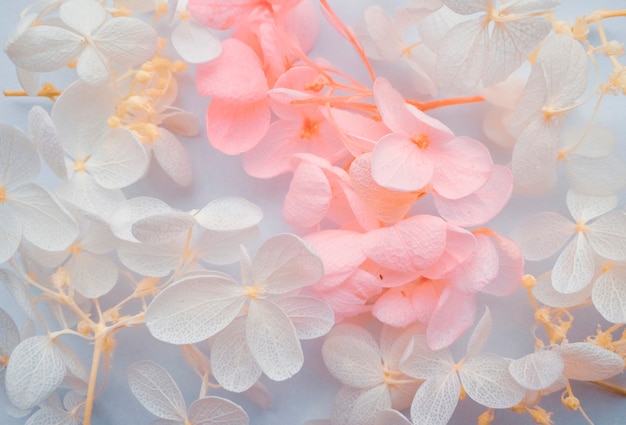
left=83, top=334, right=105, bottom=425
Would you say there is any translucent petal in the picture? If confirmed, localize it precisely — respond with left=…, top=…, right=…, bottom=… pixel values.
left=211, top=317, right=262, bottom=393
left=118, top=241, right=180, bottom=277
left=9, top=184, right=78, bottom=252
left=436, top=18, right=489, bottom=93
left=508, top=350, right=564, bottom=390
left=0, top=123, right=40, bottom=188
left=145, top=273, right=245, bottom=344
left=450, top=234, right=499, bottom=294
left=195, top=228, right=260, bottom=266
left=56, top=341, right=88, bottom=384
left=426, top=286, right=476, bottom=350
left=587, top=212, right=626, bottom=261
left=348, top=385, right=392, bottom=425
left=565, top=190, right=617, bottom=223
left=17, top=68, right=40, bottom=97
left=171, top=19, right=222, bottom=64
left=359, top=6, right=405, bottom=61
left=591, top=268, right=626, bottom=323
left=565, top=153, right=626, bottom=197
left=459, top=353, right=525, bottom=408
left=322, top=324, right=383, bottom=388
left=5, top=336, right=66, bottom=410
left=22, top=406, right=80, bottom=425
left=56, top=173, right=125, bottom=221
left=246, top=299, right=303, bottom=381
left=28, top=106, right=67, bottom=179
left=440, top=0, right=485, bottom=14
left=0, top=210, right=22, bottom=264
left=466, top=308, right=492, bottom=357
left=153, top=129, right=193, bottom=187
left=160, top=109, right=200, bottom=137
left=532, top=271, right=591, bottom=308
left=127, top=360, right=186, bottom=421
left=561, top=126, right=615, bottom=159
left=188, top=397, right=249, bottom=425
left=484, top=18, right=551, bottom=87
left=195, top=197, right=263, bottom=232
left=59, top=0, right=106, bottom=36
left=410, top=372, right=460, bottom=425
left=282, top=161, right=331, bottom=228
left=513, top=212, right=573, bottom=261
left=557, top=342, right=624, bottom=381
left=478, top=231, right=523, bottom=297
left=89, top=128, right=148, bottom=189
left=251, top=234, right=323, bottom=294
left=0, top=308, right=20, bottom=357
left=374, top=410, right=412, bottom=425
left=67, top=252, right=118, bottom=298
left=361, top=215, right=447, bottom=273
left=95, top=17, right=158, bottom=65
left=109, top=196, right=173, bottom=242
left=132, top=212, right=196, bottom=245
left=0, top=269, right=37, bottom=321
left=5, top=26, right=82, bottom=72
left=274, top=296, right=334, bottom=340
left=551, top=234, right=595, bottom=294
left=400, top=335, right=454, bottom=380
left=76, top=44, right=110, bottom=85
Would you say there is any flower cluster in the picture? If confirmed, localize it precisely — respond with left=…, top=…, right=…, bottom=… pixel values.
left=1, top=1, right=626, bottom=425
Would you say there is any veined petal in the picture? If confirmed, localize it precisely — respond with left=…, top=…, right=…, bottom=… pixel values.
left=513, top=212, right=573, bottom=261
left=0, top=124, right=40, bottom=188
left=400, top=335, right=455, bottom=380
left=57, top=173, right=125, bottom=221
left=59, top=0, right=106, bottom=36
left=76, top=44, right=110, bottom=85
left=587, top=212, right=626, bottom=261
left=67, top=252, right=118, bottom=299
left=145, top=273, right=245, bottom=344
left=551, top=234, right=595, bottom=294
left=194, top=197, right=262, bottom=232
left=532, top=271, right=591, bottom=308
left=28, top=107, right=67, bottom=180
left=211, top=317, right=262, bottom=393
left=459, top=353, right=525, bottom=408
left=171, top=19, right=222, bottom=64
left=89, top=128, right=148, bottom=189
left=246, top=299, right=303, bottom=381
left=132, top=212, right=195, bottom=245
left=9, top=184, right=78, bottom=252
left=509, top=350, right=564, bottom=391
left=127, top=360, right=187, bottom=421
left=282, top=161, right=332, bottom=228
left=0, top=210, right=22, bottom=264
left=152, top=129, right=193, bottom=187
left=109, top=197, right=174, bottom=242
left=95, top=17, right=158, bottom=65
left=187, top=397, right=249, bottom=425
left=591, top=267, right=626, bottom=323
left=426, top=285, right=476, bottom=350
left=557, top=342, right=624, bottom=381
left=348, top=385, right=392, bottom=425
left=5, top=26, right=82, bottom=73
left=565, top=190, right=618, bottom=224
left=274, top=296, right=334, bottom=340
left=410, top=373, right=460, bottom=425
left=322, top=324, right=383, bottom=388
left=251, top=234, right=323, bottom=294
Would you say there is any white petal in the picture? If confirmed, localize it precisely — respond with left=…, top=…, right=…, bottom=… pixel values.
left=159, top=109, right=200, bottom=137
left=127, top=360, right=186, bottom=421
left=117, top=241, right=180, bottom=277
left=566, top=190, right=618, bottom=223
left=246, top=299, right=303, bottom=381
left=513, top=212, right=573, bottom=261
left=211, top=317, right=262, bottom=393
left=59, top=0, right=106, bottom=36
left=348, top=385, right=392, bottom=425
left=17, top=68, right=40, bottom=97
left=56, top=341, right=89, bottom=384
left=459, top=353, right=525, bottom=408
left=188, top=397, right=249, bottom=425
left=0, top=210, right=22, bottom=264
left=194, top=197, right=263, bottom=232
left=153, top=129, right=193, bottom=187
left=67, top=252, right=118, bottom=298
left=109, top=196, right=173, bottom=242
left=22, top=406, right=80, bottom=425
left=532, top=271, right=591, bottom=308
left=587, top=212, right=626, bottom=261
left=400, top=335, right=454, bottom=380
left=0, top=308, right=20, bottom=358
left=252, top=234, right=323, bottom=294
left=0, top=123, right=40, bottom=188
left=557, top=342, right=624, bottom=381
left=410, top=373, right=460, bottom=425
left=322, top=324, right=383, bottom=388
left=95, top=17, right=158, bottom=65
left=145, top=272, right=245, bottom=344
left=551, top=234, right=595, bottom=294
left=5, top=26, right=82, bottom=72
left=76, top=44, right=110, bottom=85
left=0, top=269, right=37, bottom=321
left=466, top=307, right=492, bottom=357
left=89, top=128, right=148, bottom=188
left=28, top=107, right=67, bottom=179
left=9, top=184, right=78, bottom=251
left=195, top=228, right=260, bottom=266
left=5, top=336, right=66, bottom=410
left=171, top=19, right=222, bottom=64
left=56, top=173, right=125, bottom=220
left=565, top=153, right=626, bottom=197
left=440, top=0, right=485, bottom=14
left=274, top=296, right=334, bottom=340
left=508, top=350, right=564, bottom=390
left=561, top=126, right=615, bottom=159
left=131, top=212, right=195, bottom=245
left=592, top=268, right=626, bottom=323
left=374, top=410, right=412, bottom=425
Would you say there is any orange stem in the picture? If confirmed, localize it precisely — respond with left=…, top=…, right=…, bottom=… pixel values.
left=409, top=95, right=486, bottom=111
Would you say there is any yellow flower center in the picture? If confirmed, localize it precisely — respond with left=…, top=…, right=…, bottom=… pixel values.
left=301, top=117, right=320, bottom=140
left=0, top=186, right=6, bottom=203
left=412, top=133, right=430, bottom=149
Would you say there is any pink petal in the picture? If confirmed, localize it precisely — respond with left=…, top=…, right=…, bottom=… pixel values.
left=196, top=38, right=268, bottom=102
left=371, top=133, right=434, bottom=191
left=450, top=233, right=499, bottom=294
left=430, top=136, right=493, bottom=200
left=434, top=165, right=513, bottom=227
left=361, top=215, right=447, bottom=273
left=305, top=230, right=366, bottom=288
left=426, top=285, right=477, bottom=350
left=312, top=269, right=382, bottom=319
left=282, top=161, right=331, bottom=228
left=188, top=0, right=255, bottom=29
left=422, top=225, right=476, bottom=279
left=479, top=231, right=524, bottom=297
left=206, top=98, right=270, bottom=154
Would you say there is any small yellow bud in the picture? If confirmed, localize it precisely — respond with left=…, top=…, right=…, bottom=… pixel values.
left=51, top=267, right=69, bottom=289
left=157, top=38, right=167, bottom=50
left=535, top=308, right=551, bottom=324
left=77, top=320, right=91, bottom=336
left=134, top=70, right=152, bottom=83
left=572, top=17, right=589, bottom=41
left=141, top=61, right=155, bottom=72
left=108, top=116, right=121, bottom=128
left=552, top=20, right=572, bottom=36
left=603, top=41, right=625, bottom=57
left=528, top=406, right=553, bottom=425
left=66, top=59, right=78, bottom=69
left=562, top=395, right=580, bottom=410
left=173, top=61, right=187, bottom=73
left=477, top=408, right=494, bottom=425
left=522, top=274, right=536, bottom=289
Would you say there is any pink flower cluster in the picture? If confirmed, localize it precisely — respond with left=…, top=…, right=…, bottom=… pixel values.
left=192, top=0, right=523, bottom=350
